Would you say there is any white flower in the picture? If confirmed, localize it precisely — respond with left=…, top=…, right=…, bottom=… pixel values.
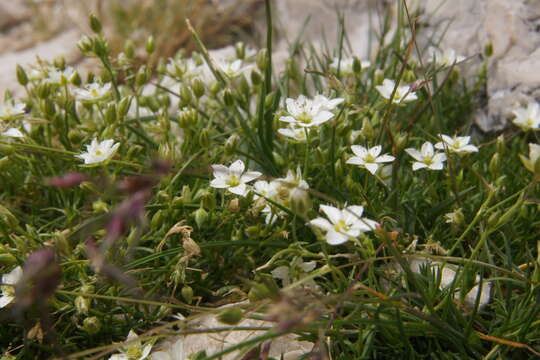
left=0, top=266, right=22, bottom=308
left=279, top=95, right=337, bottom=128
left=2, top=121, right=31, bottom=138
left=427, top=47, right=465, bottom=67
left=166, top=58, right=203, bottom=80
left=46, top=66, right=75, bottom=85
left=512, top=101, right=540, bottom=131
left=346, top=145, right=395, bottom=175
left=150, top=338, right=184, bottom=360
left=309, top=204, right=378, bottom=245
left=76, top=138, right=120, bottom=165
left=277, top=123, right=310, bottom=142
left=215, top=59, right=250, bottom=78
left=0, top=102, right=25, bottom=121
left=405, top=141, right=447, bottom=171
left=74, top=82, right=112, bottom=102
left=110, top=330, right=153, bottom=360
left=271, top=258, right=317, bottom=288
left=330, top=56, right=370, bottom=75
left=376, top=79, right=418, bottom=104
left=313, top=94, right=345, bottom=112
left=210, top=160, right=262, bottom=197
left=520, top=143, right=540, bottom=173
left=434, top=134, right=478, bottom=154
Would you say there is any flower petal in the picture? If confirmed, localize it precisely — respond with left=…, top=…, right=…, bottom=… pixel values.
left=320, top=204, right=342, bottom=224
left=326, top=230, right=349, bottom=245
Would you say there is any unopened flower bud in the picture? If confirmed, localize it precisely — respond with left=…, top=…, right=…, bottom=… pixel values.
left=489, top=153, right=500, bottom=178
left=235, top=42, right=246, bottom=59
left=352, top=56, right=362, bottom=74
left=194, top=207, right=208, bottom=228
left=361, top=117, right=374, bottom=140
left=89, top=14, right=102, bottom=33
left=77, top=35, right=93, bottom=55
left=180, top=85, right=192, bottom=106
left=228, top=198, right=240, bottom=212
left=256, top=49, right=268, bottom=71
left=92, top=200, right=109, bottom=214
left=145, top=35, right=155, bottom=54
left=16, top=65, right=28, bottom=86
left=251, top=70, right=262, bottom=86
left=83, top=316, right=101, bottom=334
left=224, top=134, right=239, bottom=156
left=181, top=285, right=194, bottom=304
left=192, top=78, right=205, bottom=98
left=151, top=210, right=164, bottom=229
left=75, top=296, right=90, bottom=314
left=289, top=187, right=311, bottom=216
left=374, top=69, right=384, bottom=85
left=223, top=88, right=234, bottom=107
left=218, top=307, right=243, bottom=325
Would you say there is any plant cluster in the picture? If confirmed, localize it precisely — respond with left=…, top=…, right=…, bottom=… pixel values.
left=0, top=2, right=539, bottom=359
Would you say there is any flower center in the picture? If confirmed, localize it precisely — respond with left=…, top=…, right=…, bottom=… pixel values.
left=90, top=89, right=99, bottom=98
left=94, top=150, right=103, bottom=156
left=333, top=220, right=349, bottom=233
left=297, top=112, right=313, bottom=124
left=126, top=347, right=142, bottom=360
left=423, top=156, right=433, bottom=165
left=364, top=154, right=376, bottom=163
left=226, top=175, right=240, bottom=187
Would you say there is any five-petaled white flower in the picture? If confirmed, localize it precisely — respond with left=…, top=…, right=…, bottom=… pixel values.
left=74, top=82, right=112, bottom=102
left=0, top=266, right=22, bottom=308
left=427, top=47, right=465, bottom=67
left=0, top=101, right=25, bottom=121
left=346, top=145, right=395, bottom=175
left=309, top=204, right=378, bottom=245
left=279, top=95, right=339, bottom=128
left=210, top=160, right=262, bottom=197
left=76, top=138, right=120, bottom=165
left=46, top=66, right=75, bottom=85
left=434, top=134, right=478, bottom=154
left=109, top=330, right=153, bottom=360
left=376, top=79, right=418, bottom=104
left=512, top=101, right=540, bottom=131
left=330, top=56, right=371, bottom=75
left=214, top=59, right=250, bottom=79
left=405, top=141, right=447, bottom=171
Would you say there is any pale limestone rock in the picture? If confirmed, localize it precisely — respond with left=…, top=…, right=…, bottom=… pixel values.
left=0, top=2, right=31, bottom=30
left=153, top=306, right=313, bottom=360
left=0, top=29, right=82, bottom=97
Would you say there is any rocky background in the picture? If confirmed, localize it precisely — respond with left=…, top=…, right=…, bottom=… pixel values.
left=1, top=0, right=539, bottom=129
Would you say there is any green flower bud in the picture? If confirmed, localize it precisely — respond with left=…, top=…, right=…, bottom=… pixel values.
left=77, top=35, right=93, bottom=55
left=289, top=187, right=311, bottom=216
left=181, top=185, right=192, bottom=204
left=224, top=134, right=239, bottom=156
left=496, top=135, right=505, bottom=156
left=89, top=14, right=102, bottom=33
left=0, top=144, right=14, bottom=155
left=124, top=40, right=135, bottom=59
left=192, top=79, right=205, bottom=98
left=194, top=207, right=208, bottom=228
left=145, top=35, right=155, bottom=54
left=136, top=66, right=149, bottom=87
left=200, top=191, right=216, bottom=211
left=489, top=153, right=500, bottom=178
left=180, top=85, right=192, bottom=106
left=218, top=307, right=243, bottom=325
left=117, top=96, right=131, bottom=121
left=0, top=252, right=17, bottom=266
left=151, top=210, right=164, bottom=229
left=92, top=200, right=109, bottom=214
left=484, top=42, right=493, bottom=57
left=223, top=88, right=234, bottom=107
left=198, top=128, right=210, bottom=148
left=374, top=69, right=384, bottom=85
left=235, top=41, right=245, bottom=59
left=16, top=65, right=28, bottom=86
left=105, top=103, right=117, bottom=124
left=181, top=285, right=194, bottom=304
left=352, top=56, right=362, bottom=74
left=251, top=70, right=262, bottom=86
left=256, top=49, right=268, bottom=71
left=209, top=81, right=221, bottom=95
left=83, top=316, right=101, bottom=334
left=361, top=117, right=374, bottom=140
left=264, top=92, right=276, bottom=108
left=75, top=296, right=90, bottom=314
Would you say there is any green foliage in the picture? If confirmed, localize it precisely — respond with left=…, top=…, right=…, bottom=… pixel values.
left=0, top=2, right=539, bottom=359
